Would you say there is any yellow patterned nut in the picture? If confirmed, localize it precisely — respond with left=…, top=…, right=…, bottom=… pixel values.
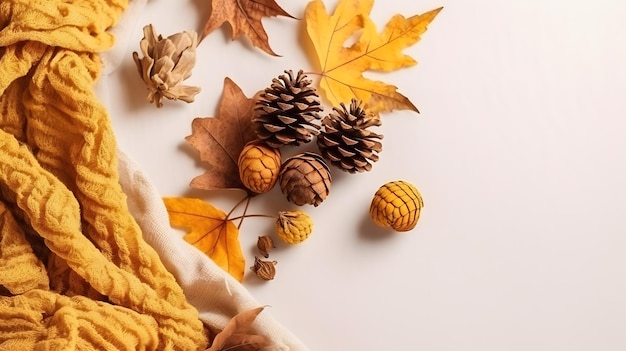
left=238, top=140, right=281, bottom=193
left=369, top=180, right=424, bottom=232
left=276, top=210, right=314, bottom=244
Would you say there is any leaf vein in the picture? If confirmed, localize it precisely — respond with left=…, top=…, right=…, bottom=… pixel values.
left=325, top=20, right=422, bottom=73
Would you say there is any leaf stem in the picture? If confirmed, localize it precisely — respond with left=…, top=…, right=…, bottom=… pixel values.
left=225, top=194, right=274, bottom=228
left=236, top=196, right=252, bottom=229
left=229, top=214, right=276, bottom=222
left=226, top=195, right=250, bottom=218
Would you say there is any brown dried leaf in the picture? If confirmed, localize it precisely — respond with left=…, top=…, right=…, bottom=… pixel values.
left=201, top=0, right=295, bottom=56
left=187, top=77, right=257, bottom=191
left=207, top=306, right=273, bottom=351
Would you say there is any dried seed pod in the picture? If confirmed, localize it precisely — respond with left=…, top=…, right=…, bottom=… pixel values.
left=250, top=256, right=277, bottom=280
left=132, top=24, right=200, bottom=108
left=256, top=235, right=275, bottom=258
left=370, top=180, right=424, bottom=232
left=279, top=152, right=331, bottom=206
left=238, top=140, right=281, bottom=194
left=276, top=210, right=313, bottom=244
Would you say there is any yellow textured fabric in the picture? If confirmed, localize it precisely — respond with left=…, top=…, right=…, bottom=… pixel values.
left=0, top=0, right=208, bottom=350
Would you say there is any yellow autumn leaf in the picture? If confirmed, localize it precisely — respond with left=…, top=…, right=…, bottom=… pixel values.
left=163, top=197, right=245, bottom=282
left=305, top=0, right=442, bottom=115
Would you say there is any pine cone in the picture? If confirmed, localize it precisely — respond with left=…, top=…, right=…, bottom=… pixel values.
left=279, top=152, right=331, bottom=207
left=317, top=99, right=383, bottom=173
left=254, top=70, right=323, bottom=148
left=238, top=140, right=281, bottom=194
left=132, top=24, right=200, bottom=108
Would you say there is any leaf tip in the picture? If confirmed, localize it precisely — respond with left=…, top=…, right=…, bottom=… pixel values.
left=425, top=6, right=444, bottom=21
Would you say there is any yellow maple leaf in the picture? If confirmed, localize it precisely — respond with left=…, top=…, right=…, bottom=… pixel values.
left=305, top=0, right=442, bottom=115
left=163, top=197, right=245, bottom=282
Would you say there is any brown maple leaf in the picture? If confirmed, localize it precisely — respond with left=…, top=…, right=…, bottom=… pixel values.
left=200, top=0, right=294, bottom=56
left=186, top=77, right=257, bottom=191
left=206, top=306, right=273, bottom=351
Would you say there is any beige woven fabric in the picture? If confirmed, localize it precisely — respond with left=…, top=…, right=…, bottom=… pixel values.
left=116, top=150, right=309, bottom=351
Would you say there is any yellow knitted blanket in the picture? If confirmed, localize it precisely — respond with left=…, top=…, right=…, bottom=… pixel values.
left=0, top=0, right=208, bottom=349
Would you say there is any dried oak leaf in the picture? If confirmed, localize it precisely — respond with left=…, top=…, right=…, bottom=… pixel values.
left=164, top=197, right=245, bottom=282
left=304, top=0, right=442, bottom=115
left=207, top=306, right=273, bottom=351
left=201, top=0, right=294, bottom=56
left=187, top=77, right=257, bottom=191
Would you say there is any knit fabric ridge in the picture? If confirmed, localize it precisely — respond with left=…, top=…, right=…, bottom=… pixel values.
left=0, top=0, right=208, bottom=350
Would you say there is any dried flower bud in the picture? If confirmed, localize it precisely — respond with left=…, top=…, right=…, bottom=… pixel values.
left=276, top=210, right=313, bottom=244
left=256, top=235, right=275, bottom=258
left=250, top=256, right=277, bottom=280
left=132, top=24, right=201, bottom=108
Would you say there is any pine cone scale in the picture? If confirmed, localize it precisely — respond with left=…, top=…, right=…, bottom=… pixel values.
left=277, top=102, right=293, bottom=110
left=338, top=147, right=356, bottom=157
left=277, top=116, right=298, bottom=124
left=341, top=135, right=359, bottom=146
left=280, top=93, right=294, bottom=101
left=264, top=124, right=285, bottom=133
left=295, top=102, right=310, bottom=110
left=260, top=106, right=279, bottom=113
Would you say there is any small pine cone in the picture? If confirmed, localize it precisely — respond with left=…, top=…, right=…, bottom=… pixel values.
left=370, top=180, right=424, bottom=232
left=317, top=99, right=383, bottom=173
left=253, top=70, right=323, bottom=148
left=279, top=152, right=331, bottom=207
left=238, top=140, right=281, bottom=194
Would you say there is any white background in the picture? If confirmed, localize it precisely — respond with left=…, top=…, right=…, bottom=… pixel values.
left=104, top=0, right=626, bottom=350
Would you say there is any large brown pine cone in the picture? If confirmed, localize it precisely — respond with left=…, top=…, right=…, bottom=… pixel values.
left=253, top=70, right=323, bottom=148
left=317, top=99, right=383, bottom=173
